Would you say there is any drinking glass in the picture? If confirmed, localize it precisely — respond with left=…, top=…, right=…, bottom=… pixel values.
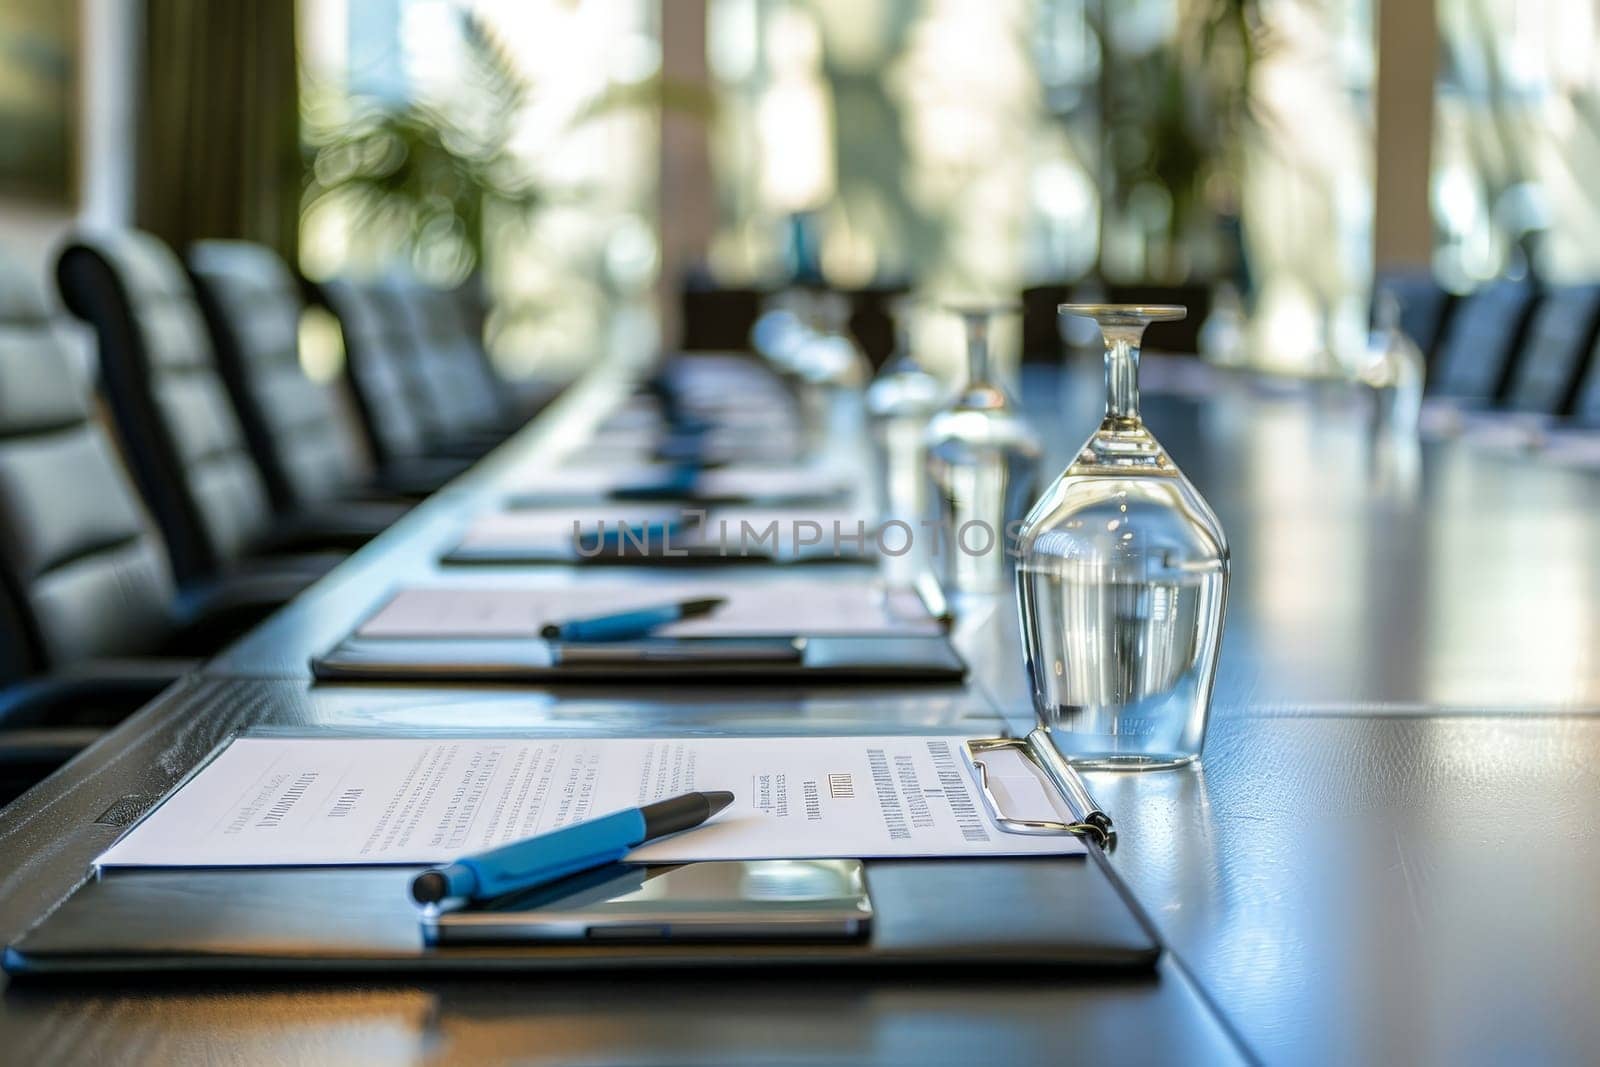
left=794, top=291, right=870, bottom=390
left=925, top=305, right=1041, bottom=594
left=1198, top=281, right=1248, bottom=368
left=1359, top=290, right=1425, bottom=435
left=785, top=291, right=868, bottom=452
left=1014, top=305, right=1229, bottom=768
left=750, top=290, right=813, bottom=374
left=868, top=298, right=944, bottom=529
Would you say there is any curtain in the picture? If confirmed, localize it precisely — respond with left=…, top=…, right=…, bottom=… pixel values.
left=136, top=0, right=299, bottom=257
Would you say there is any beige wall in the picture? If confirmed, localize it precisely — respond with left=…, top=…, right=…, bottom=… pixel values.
left=1, top=0, right=139, bottom=294
left=0, top=205, right=73, bottom=282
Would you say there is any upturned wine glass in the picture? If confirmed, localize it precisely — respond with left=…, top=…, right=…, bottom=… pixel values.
left=868, top=298, right=944, bottom=529
left=1359, top=290, right=1425, bottom=435
left=1014, top=305, right=1229, bottom=768
left=925, top=305, right=1041, bottom=594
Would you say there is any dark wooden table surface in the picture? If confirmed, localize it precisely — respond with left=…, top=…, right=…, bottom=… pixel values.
left=2, top=354, right=1598, bottom=1065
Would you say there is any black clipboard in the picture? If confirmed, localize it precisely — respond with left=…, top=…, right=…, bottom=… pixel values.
left=311, top=576, right=961, bottom=684
left=311, top=634, right=966, bottom=684
left=3, top=727, right=1152, bottom=976
left=2, top=855, right=1156, bottom=976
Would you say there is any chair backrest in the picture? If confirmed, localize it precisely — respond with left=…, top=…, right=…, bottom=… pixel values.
left=187, top=240, right=370, bottom=512
left=1374, top=270, right=1456, bottom=361
left=0, top=249, right=175, bottom=676
left=1428, top=280, right=1540, bottom=401
left=385, top=279, right=511, bottom=429
left=56, top=230, right=275, bottom=584
left=1502, top=284, right=1600, bottom=414
left=316, top=278, right=433, bottom=465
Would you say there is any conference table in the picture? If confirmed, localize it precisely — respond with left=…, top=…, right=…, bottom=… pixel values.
left=2, top=348, right=1598, bottom=1065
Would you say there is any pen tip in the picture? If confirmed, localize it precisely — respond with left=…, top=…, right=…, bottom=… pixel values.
left=682, top=597, right=727, bottom=617
left=538, top=624, right=561, bottom=639
left=703, top=790, right=735, bottom=816
left=411, top=870, right=449, bottom=904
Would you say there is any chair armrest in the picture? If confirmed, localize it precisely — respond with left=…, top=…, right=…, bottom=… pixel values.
left=255, top=518, right=367, bottom=554
left=329, top=486, right=421, bottom=509
left=0, top=661, right=195, bottom=802
left=166, top=572, right=318, bottom=654
left=256, top=500, right=409, bottom=553
left=372, top=456, right=475, bottom=497
left=0, top=725, right=108, bottom=807
left=424, top=433, right=501, bottom=462
left=0, top=660, right=195, bottom=728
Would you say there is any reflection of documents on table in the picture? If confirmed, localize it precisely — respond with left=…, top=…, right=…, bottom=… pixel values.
left=96, top=736, right=1083, bottom=868
left=358, top=584, right=942, bottom=639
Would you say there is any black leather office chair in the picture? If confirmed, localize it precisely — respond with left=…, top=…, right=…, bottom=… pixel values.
left=1500, top=284, right=1600, bottom=415
left=386, top=279, right=522, bottom=437
left=315, top=278, right=483, bottom=482
left=1427, top=280, right=1540, bottom=402
left=1373, top=269, right=1457, bottom=364
left=185, top=240, right=413, bottom=530
left=0, top=250, right=303, bottom=803
left=55, top=231, right=375, bottom=587
left=445, top=276, right=566, bottom=421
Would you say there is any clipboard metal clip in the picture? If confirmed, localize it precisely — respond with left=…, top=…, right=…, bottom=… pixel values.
left=964, top=731, right=1116, bottom=850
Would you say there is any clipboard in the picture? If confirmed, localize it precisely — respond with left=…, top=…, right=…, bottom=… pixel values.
left=310, top=634, right=967, bottom=684
left=3, top=856, right=1158, bottom=976
left=310, top=579, right=964, bottom=685
left=3, top=731, right=1151, bottom=978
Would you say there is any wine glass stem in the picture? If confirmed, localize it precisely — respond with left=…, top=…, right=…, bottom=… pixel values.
left=1103, top=325, right=1146, bottom=428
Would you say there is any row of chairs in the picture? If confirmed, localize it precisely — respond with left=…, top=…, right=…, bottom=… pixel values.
left=1386, top=271, right=1600, bottom=424
left=0, top=231, right=543, bottom=802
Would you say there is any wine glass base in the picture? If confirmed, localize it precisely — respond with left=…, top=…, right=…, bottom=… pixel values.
left=1063, top=752, right=1200, bottom=772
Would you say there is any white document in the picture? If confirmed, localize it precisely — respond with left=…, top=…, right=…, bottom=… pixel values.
left=358, top=582, right=942, bottom=639
left=95, top=736, right=1084, bottom=868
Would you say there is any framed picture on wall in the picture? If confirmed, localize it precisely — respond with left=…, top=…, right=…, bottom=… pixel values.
left=0, top=0, right=76, bottom=203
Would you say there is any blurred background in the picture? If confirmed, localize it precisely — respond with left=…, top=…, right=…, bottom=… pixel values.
left=2, top=0, right=1597, bottom=380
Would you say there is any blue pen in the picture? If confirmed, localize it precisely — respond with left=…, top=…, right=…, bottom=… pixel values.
left=410, top=790, right=735, bottom=905
left=540, top=596, right=726, bottom=642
